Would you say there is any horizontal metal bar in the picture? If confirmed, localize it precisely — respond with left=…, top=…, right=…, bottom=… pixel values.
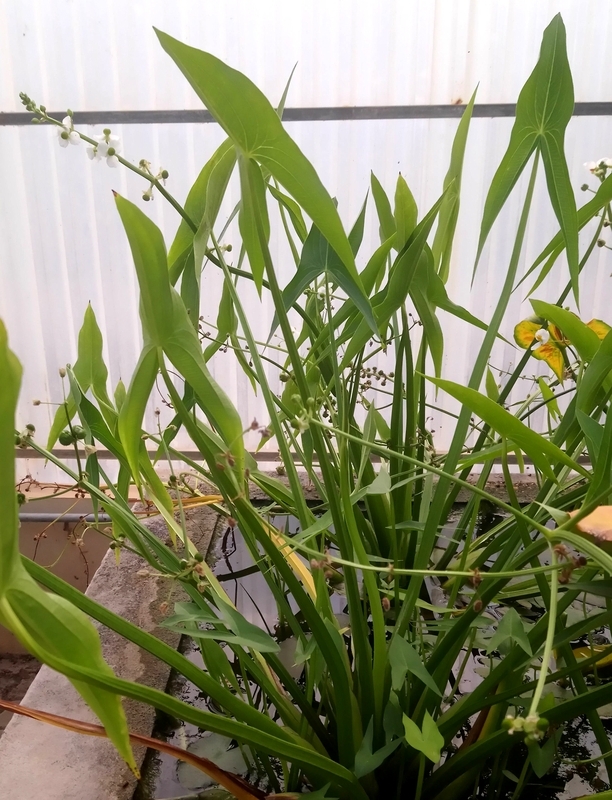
left=2, top=102, right=612, bottom=126
left=19, top=513, right=111, bottom=523
left=14, top=447, right=589, bottom=466
left=16, top=447, right=284, bottom=462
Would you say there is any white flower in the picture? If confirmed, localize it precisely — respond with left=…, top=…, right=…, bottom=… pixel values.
left=584, top=158, right=612, bottom=177
left=533, top=328, right=550, bottom=348
left=56, top=116, right=80, bottom=148
left=86, top=129, right=121, bottom=167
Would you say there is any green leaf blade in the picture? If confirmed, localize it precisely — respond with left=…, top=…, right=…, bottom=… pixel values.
left=475, top=14, right=576, bottom=283
left=114, top=194, right=174, bottom=345
left=155, top=29, right=361, bottom=288
left=428, top=376, right=588, bottom=479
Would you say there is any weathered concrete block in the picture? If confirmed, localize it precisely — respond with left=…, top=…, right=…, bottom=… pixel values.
left=0, top=508, right=218, bottom=800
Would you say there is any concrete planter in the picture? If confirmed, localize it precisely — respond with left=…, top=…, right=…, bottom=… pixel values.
left=0, top=506, right=219, bottom=800
left=0, top=473, right=541, bottom=799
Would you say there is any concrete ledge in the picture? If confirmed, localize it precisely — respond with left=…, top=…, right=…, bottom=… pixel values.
left=250, top=470, right=543, bottom=504
left=0, top=507, right=219, bottom=800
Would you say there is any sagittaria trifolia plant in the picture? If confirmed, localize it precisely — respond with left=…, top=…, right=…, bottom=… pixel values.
left=4, top=13, right=612, bottom=800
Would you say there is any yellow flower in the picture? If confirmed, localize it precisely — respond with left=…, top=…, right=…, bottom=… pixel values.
left=513, top=316, right=610, bottom=382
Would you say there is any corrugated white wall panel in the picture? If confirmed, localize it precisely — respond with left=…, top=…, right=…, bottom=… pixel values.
left=2, top=0, right=612, bottom=110
left=2, top=0, right=612, bottom=482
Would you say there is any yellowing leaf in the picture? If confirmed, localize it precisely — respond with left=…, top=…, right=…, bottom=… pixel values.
left=514, top=319, right=541, bottom=349
left=572, top=644, right=612, bottom=672
left=513, top=320, right=564, bottom=381
left=264, top=521, right=317, bottom=601
left=532, top=343, right=565, bottom=382
left=569, top=507, right=612, bottom=545
left=587, top=319, right=612, bottom=340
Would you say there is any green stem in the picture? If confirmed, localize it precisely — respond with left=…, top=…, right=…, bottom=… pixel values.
left=528, top=547, right=558, bottom=717
left=308, top=418, right=553, bottom=536
left=415, top=754, right=426, bottom=800
left=43, top=112, right=196, bottom=232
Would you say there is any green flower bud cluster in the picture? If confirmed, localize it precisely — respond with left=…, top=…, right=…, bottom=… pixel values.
left=502, top=713, right=548, bottom=744
left=177, top=552, right=206, bottom=590
left=139, top=160, right=170, bottom=202
left=58, top=426, right=86, bottom=446
left=15, top=423, right=36, bottom=448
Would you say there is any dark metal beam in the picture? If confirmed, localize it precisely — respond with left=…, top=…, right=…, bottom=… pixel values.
left=2, top=102, right=612, bottom=126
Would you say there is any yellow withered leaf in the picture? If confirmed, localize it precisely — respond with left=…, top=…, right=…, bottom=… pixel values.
left=586, top=319, right=612, bottom=340
left=571, top=644, right=612, bottom=673
left=513, top=319, right=541, bottom=349
left=262, top=521, right=317, bottom=601
left=568, top=507, right=612, bottom=548
left=513, top=320, right=565, bottom=381
left=532, top=343, right=565, bottom=382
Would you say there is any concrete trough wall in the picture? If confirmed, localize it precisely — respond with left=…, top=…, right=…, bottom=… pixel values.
left=0, top=507, right=219, bottom=800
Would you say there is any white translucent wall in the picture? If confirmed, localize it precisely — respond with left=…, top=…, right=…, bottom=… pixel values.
left=1, top=0, right=611, bottom=481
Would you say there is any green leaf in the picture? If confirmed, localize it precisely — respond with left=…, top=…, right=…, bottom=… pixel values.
left=76, top=304, right=112, bottom=409
left=238, top=154, right=270, bottom=294
left=114, top=379, right=126, bottom=412
left=371, top=172, right=396, bottom=244
left=47, top=304, right=114, bottom=449
left=486, top=607, right=532, bottom=656
left=268, top=183, right=308, bottom=243
left=348, top=193, right=368, bottom=256
left=307, top=235, right=394, bottom=348
left=428, top=377, right=588, bottom=480
left=366, top=466, right=391, bottom=495
left=156, top=30, right=362, bottom=289
left=204, top=276, right=237, bottom=361
left=66, top=369, right=128, bottom=467
left=583, top=397, right=612, bottom=505
left=280, top=219, right=378, bottom=334
left=538, top=377, right=560, bottom=420
left=388, top=635, right=442, bottom=696
left=576, top=409, right=603, bottom=464
left=117, top=344, right=158, bottom=487
left=340, top=190, right=447, bottom=368
left=353, top=719, right=402, bottom=779
left=163, top=601, right=280, bottom=653
left=403, top=710, right=445, bottom=763
left=163, top=291, right=245, bottom=471
left=0, top=321, right=136, bottom=773
left=520, top=173, right=612, bottom=296
left=114, top=193, right=244, bottom=472
left=190, top=140, right=238, bottom=289
left=411, top=266, right=444, bottom=378
left=432, top=88, right=477, bottom=282
left=0, top=320, right=21, bottom=583
left=568, top=580, right=612, bottom=599
left=577, top=329, right=612, bottom=413
left=114, top=194, right=173, bottom=345
left=375, top=191, right=447, bottom=325
left=168, top=138, right=236, bottom=273
left=486, top=367, right=500, bottom=402
left=394, top=174, right=418, bottom=250
left=528, top=727, right=563, bottom=778
left=476, top=15, right=577, bottom=300
left=217, top=598, right=281, bottom=654
left=424, top=258, right=488, bottom=333
left=1, top=576, right=137, bottom=771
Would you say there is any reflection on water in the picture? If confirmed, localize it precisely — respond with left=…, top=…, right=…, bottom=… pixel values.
left=134, top=510, right=612, bottom=799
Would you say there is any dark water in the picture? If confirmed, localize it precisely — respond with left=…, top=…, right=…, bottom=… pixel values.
left=133, top=510, right=612, bottom=799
